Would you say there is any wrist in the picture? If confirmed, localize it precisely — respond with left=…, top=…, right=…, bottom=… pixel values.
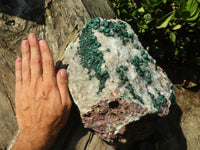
left=16, top=130, right=57, bottom=150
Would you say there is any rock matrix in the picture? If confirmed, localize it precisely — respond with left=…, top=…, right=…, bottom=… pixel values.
left=64, top=17, right=175, bottom=144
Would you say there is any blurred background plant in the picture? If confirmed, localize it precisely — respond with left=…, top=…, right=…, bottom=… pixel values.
left=109, top=0, right=200, bottom=66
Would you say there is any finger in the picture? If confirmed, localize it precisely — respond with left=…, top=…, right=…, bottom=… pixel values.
left=28, top=33, right=42, bottom=80
left=15, top=58, right=22, bottom=114
left=39, top=40, right=55, bottom=81
left=56, top=69, right=72, bottom=107
left=15, top=57, right=22, bottom=93
left=21, top=40, right=31, bottom=86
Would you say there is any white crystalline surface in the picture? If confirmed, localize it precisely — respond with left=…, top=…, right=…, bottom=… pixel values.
left=64, top=18, right=175, bottom=143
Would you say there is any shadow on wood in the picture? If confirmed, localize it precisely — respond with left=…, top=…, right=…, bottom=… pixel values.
left=0, top=0, right=189, bottom=149
left=52, top=101, right=89, bottom=150
left=0, top=0, right=45, bottom=25
left=115, top=103, right=187, bottom=150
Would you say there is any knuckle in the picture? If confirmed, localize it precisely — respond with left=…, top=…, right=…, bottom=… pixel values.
left=30, top=80, right=38, bottom=90
left=23, top=78, right=29, bottom=84
left=31, top=42, right=38, bottom=48
left=15, top=63, right=22, bottom=70
left=63, top=98, right=72, bottom=110
left=44, top=81, right=53, bottom=91
left=62, top=105, right=71, bottom=116
left=32, top=58, right=41, bottom=65
left=58, top=80, right=67, bottom=87
left=16, top=78, right=22, bottom=83
left=22, top=48, right=29, bottom=55
left=40, top=90, right=50, bottom=101
left=15, top=65, right=21, bottom=71
left=43, top=59, right=53, bottom=67
left=22, top=65, right=30, bottom=73
left=67, top=101, right=72, bottom=110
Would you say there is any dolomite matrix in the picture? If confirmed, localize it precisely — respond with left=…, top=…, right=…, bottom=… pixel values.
left=64, top=17, right=176, bottom=144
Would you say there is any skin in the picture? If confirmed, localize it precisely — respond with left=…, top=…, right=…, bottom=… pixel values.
left=13, top=34, right=72, bottom=150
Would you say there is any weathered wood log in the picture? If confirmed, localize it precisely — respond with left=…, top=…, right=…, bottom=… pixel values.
left=0, top=0, right=114, bottom=149
left=0, top=0, right=195, bottom=150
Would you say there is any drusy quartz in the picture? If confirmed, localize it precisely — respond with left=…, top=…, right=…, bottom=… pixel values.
left=64, top=17, right=175, bottom=144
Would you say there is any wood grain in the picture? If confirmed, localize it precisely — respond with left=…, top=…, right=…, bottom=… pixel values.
left=0, top=0, right=114, bottom=149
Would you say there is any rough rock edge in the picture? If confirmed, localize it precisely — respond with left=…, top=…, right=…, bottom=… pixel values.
left=64, top=17, right=176, bottom=144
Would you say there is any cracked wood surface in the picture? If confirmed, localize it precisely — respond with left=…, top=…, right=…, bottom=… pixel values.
left=0, top=0, right=114, bottom=149
left=1, top=1, right=194, bottom=150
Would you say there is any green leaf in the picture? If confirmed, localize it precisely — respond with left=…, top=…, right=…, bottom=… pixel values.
left=144, top=13, right=152, bottom=21
left=162, top=0, right=167, bottom=4
left=174, top=49, right=179, bottom=56
left=154, top=39, right=158, bottom=43
left=117, top=9, right=120, bottom=16
left=178, top=2, right=187, bottom=13
left=139, top=28, right=146, bottom=33
left=144, top=14, right=152, bottom=24
left=117, top=2, right=126, bottom=8
left=186, top=0, right=198, bottom=16
left=156, top=11, right=175, bottom=29
left=169, top=32, right=176, bottom=43
left=121, top=9, right=128, bottom=14
left=187, top=10, right=200, bottom=21
left=142, top=24, right=148, bottom=29
left=131, top=11, right=137, bottom=16
left=125, top=18, right=133, bottom=22
left=188, top=22, right=196, bottom=26
left=116, top=0, right=124, bottom=3
left=128, top=2, right=133, bottom=8
left=172, top=24, right=182, bottom=30
left=152, top=1, right=162, bottom=8
left=112, top=3, right=117, bottom=8
left=138, top=7, right=145, bottom=13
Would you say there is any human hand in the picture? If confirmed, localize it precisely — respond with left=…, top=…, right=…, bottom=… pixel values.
left=13, top=34, right=72, bottom=150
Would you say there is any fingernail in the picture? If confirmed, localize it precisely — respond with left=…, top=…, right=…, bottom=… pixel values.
left=39, top=40, right=45, bottom=46
left=16, top=58, right=22, bottom=63
left=22, top=40, right=28, bottom=48
left=60, top=70, right=66, bottom=78
left=29, top=34, right=35, bottom=41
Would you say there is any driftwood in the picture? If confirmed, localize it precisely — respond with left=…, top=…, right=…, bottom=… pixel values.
left=0, top=0, right=191, bottom=150
left=0, top=0, right=114, bottom=149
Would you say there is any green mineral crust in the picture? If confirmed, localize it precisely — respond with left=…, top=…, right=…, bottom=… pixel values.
left=65, top=17, right=176, bottom=144
left=77, top=18, right=109, bottom=93
left=70, top=18, right=175, bottom=110
left=77, top=17, right=141, bottom=94
left=75, top=17, right=173, bottom=108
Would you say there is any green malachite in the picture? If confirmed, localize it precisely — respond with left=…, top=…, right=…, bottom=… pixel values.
left=76, top=17, right=172, bottom=109
left=148, top=88, right=167, bottom=109
left=116, top=66, right=144, bottom=104
left=106, top=48, right=111, bottom=52
left=169, top=85, right=176, bottom=102
left=77, top=17, right=108, bottom=94
left=77, top=17, right=138, bottom=93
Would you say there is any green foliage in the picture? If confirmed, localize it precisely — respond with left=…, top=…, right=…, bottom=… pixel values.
left=110, top=0, right=200, bottom=61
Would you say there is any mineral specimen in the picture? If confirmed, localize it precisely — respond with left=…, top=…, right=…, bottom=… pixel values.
left=64, top=17, right=175, bottom=144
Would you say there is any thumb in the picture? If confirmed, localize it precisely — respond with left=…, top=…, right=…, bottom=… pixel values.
left=56, top=69, right=72, bottom=107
